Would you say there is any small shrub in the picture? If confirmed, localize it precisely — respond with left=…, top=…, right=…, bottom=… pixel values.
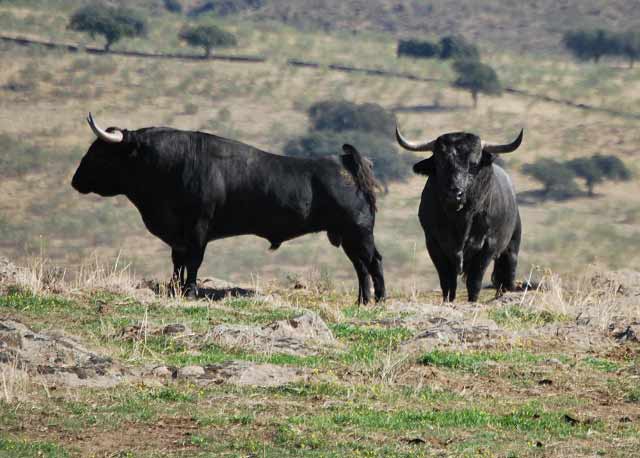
left=283, top=130, right=414, bottom=186
left=452, top=60, right=502, bottom=108
left=619, top=30, right=640, bottom=67
left=308, top=100, right=395, bottom=135
left=68, top=4, right=147, bottom=51
left=521, top=158, right=582, bottom=200
left=562, top=29, right=620, bottom=63
left=439, top=35, right=480, bottom=61
left=163, top=0, right=183, bottom=13
left=397, top=39, right=441, bottom=59
left=188, top=0, right=266, bottom=17
left=543, top=154, right=632, bottom=197
left=179, top=24, right=237, bottom=57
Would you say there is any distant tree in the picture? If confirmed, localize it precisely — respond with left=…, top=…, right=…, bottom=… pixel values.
left=566, top=154, right=632, bottom=196
left=452, top=60, right=502, bottom=108
left=397, top=39, right=441, bottom=59
left=179, top=24, right=237, bottom=57
left=283, top=130, right=413, bottom=187
left=522, top=159, right=582, bottom=200
left=592, top=154, right=632, bottom=180
left=284, top=101, right=416, bottom=187
left=562, top=29, right=620, bottom=63
left=619, top=31, right=640, bottom=68
left=308, top=101, right=395, bottom=135
left=439, top=35, right=480, bottom=61
left=188, top=0, right=265, bottom=17
left=68, top=5, right=147, bottom=51
left=164, top=0, right=183, bottom=14
left=565, top=157, right=604, bottom=196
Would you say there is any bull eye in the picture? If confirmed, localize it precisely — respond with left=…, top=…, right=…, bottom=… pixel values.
left=469, top=163, right=480, bottom=175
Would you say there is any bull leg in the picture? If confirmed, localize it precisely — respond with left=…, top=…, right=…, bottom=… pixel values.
left=342, top=236, right=374, bottom=305
left=369, top=246, right=386, bottom=302
left=171, top=248, right=187, bottom=290
left=492, top=215, right=521, bottom=292
left=182, top=221, right=209, bottom=299
left=183, top=245, right=206, bottom=299
left=425, top=238, right=457, bottom=302
left=465, top=250, right=493, bottom=302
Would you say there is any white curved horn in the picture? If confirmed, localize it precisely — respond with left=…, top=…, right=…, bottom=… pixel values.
left=396, top=124, right=436, bottom=152
left=87, top=112, right=123, bottom=143
left=481, top=129, right=524, bottom=155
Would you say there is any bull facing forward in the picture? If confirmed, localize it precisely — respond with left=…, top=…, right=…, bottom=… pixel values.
left=396, top=124, right=523, bottom=302
left=72, top=114, right=385, bottom=303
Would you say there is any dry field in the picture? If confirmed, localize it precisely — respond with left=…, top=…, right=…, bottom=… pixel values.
left=0, top=258, right=639, bottom=457
left=0, top=3, right=640, bottom=455
left=1, top=2, right=639, bottom=291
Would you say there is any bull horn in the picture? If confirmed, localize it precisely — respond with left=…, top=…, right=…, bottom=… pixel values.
left=87, top=112, right=123, bottom=143
left=396, top=124, right=436, bottom=152
left=481, top=129, right=524, bottom=155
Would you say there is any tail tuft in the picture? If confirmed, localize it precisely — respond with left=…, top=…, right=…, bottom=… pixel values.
left=341, top=144, right=381, bottom=212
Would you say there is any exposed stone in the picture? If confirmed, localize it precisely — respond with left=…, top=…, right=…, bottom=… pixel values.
left=198, top=360, right=307, bottom=387
left=609, top=321, right=640, bottom=343
left=206, top=312, right=337, bottom=356
left=0, top=257, right=18, bottom=283
left=163, top=324, right=187, bottom=335
left=151, top=365, right=174, bottom=377
left=176, top=365, right=205, bottom=378
left=382, top=301, right=465, bottom=329
left=0, top=319, right=127, bottom=388
left=401, top=318, right=503, bottom=353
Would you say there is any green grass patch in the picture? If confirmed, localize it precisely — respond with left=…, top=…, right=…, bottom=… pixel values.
left=0, top=289, right=75, bottom=314
left=145, top=387, right=196, bottom=403
left=319, top=404, right=594, bottom=437
left=625, top=386, right=640, bottom=403
left=331, top=324, right=413, bottom=365
left=341, top=305, right=388, bottom=321
left=419, top=349, right=543, bottom=372
left=168, top=343, right=326, bottom=368
left=489, top=304, right=568, bottom=328
left=582, top=357, right=620, bottom=373
left=0, top=438, right=68, bottom=458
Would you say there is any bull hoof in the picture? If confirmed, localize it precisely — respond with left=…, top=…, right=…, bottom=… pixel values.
left=183, top=284, right=199, bottom=300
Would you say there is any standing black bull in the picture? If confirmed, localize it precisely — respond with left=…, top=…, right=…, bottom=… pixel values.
left=72, top=114, right=385, bottom=304
left=396, top=124, right=524, bottom=302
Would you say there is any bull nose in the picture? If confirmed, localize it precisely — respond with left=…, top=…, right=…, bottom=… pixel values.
left=71, top=174, right=89, bottom=194
left=455, top=191, right=463, bottom=201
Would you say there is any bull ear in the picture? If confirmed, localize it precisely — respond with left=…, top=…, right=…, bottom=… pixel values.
left=342, top=144, right=357, bottom=155
left=480, top=150, right=497, bottom=168
left=413, top=157, right=435, bottom=176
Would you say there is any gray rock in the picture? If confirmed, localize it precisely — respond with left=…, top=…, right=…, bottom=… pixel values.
left=206, top=312, right=337, bottom=356
left=176, top=365, right=205, bottom=378
left=401, top=318, right=503, bottom=353
left=0, top=319, right=127, bottom=388
left=199, top=361, right=306, bottom=387
left=151, top=365, right=174, bottom=377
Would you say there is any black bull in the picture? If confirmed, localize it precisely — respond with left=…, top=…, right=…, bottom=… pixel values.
left=396, top=126, right=524, bottom=302
left=72, top=114, right=385, bottom=303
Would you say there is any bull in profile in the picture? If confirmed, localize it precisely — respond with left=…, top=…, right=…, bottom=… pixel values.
left=72, top=114, right=385, bottom=304
left=396, top=124, right=524, bottom=302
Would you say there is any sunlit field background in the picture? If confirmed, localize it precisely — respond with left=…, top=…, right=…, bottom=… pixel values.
left=1, top=0, right=639, bottom=293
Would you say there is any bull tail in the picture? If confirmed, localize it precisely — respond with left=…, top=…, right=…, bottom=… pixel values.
left=341, top=144, right=381, bottom=212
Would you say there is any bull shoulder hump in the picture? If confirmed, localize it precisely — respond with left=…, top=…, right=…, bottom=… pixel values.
left=492, top=164, right=516, bottom=197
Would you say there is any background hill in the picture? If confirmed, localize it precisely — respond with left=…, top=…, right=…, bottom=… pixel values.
left=0, top=0, right=639, bottom=292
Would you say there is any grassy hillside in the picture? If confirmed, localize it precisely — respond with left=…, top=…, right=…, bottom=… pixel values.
left=5, top=0, right=640, bottom=54
left=0, top=1, right=639, bottom=291
left=0, top=261, right=639, bottom=457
